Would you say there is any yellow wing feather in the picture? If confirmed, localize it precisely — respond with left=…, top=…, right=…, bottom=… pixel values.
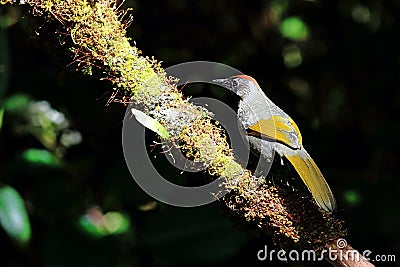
left=248, top=115, right=302, bottom=149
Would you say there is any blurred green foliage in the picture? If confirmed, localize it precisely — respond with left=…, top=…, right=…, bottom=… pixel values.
left=79, top=207, right=131, bottom=237
left=1, top=1, right=400, bottom=267
left=3, top=93, right=30, bottom=112
left=280, top=16, right=309, bottom=41
left=22, top=148, right=61, bottom=167
left=0, top=185, right=31, bottom=245
left=343, top=190, right=362, bottom=206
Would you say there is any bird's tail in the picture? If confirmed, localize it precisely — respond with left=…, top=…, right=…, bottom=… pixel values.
left=285, top=149, right=336, bottom=212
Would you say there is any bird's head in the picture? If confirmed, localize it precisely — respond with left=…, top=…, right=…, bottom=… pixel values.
left=213, top=75, right=261, bottom=99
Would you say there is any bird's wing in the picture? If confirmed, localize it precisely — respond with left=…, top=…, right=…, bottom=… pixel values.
left=285, top=148, right=337, bottom=212
left=246, top=115, right=336, bottom=212
left=247, top=115, right=302, bottom=150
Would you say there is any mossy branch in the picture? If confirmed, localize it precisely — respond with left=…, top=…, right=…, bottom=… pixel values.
left=4, top=0, right=371, bottom=266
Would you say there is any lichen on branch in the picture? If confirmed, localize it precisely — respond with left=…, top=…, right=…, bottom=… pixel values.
left=27, top=0, right=162, bottom=93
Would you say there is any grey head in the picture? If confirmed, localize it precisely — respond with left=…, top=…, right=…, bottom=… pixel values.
left=213, top=75, right=261, bottom=99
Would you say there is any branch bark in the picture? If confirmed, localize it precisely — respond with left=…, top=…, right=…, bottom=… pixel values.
left=326, top=239, right=374, bottom=267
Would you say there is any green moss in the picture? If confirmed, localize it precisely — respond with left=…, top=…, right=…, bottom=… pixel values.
left=29, top=0, right=165, bottom=95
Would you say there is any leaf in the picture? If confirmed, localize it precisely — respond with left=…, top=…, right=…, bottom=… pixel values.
left=22, top=148, right=61, bottom=167
left=4, top=94, right=30, bottom=113
left=131, top=108, right=169, bottom=139
left=0, top=186, right=32, bottom=245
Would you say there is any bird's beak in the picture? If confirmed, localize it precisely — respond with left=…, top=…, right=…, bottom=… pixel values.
left=212, top=78, right=227, bottom=84
left=213, top=77, right=239, bottom=94
left=212, top=78, right=231, bottom=89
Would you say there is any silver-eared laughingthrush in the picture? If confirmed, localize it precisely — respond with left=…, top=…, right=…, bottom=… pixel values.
left=214, top=75, right=336, bottom=212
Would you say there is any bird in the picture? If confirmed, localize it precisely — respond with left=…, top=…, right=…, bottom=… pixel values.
left=213, top=75, right=336, bottom=212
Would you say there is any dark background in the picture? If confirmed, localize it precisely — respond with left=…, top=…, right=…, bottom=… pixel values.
left=0, top=0, right=399, bottom=266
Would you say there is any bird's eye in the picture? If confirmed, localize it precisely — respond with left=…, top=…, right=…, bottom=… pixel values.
left=232, top=79, right=239, bottom=87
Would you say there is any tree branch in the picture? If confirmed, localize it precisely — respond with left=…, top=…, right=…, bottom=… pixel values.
left=325, top=238, right=374, bottom=267
left=3, top=0, right=373, bottom=266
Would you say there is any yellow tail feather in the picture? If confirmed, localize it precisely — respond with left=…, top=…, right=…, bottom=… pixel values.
left=285, top=149, right=336, bottom=212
